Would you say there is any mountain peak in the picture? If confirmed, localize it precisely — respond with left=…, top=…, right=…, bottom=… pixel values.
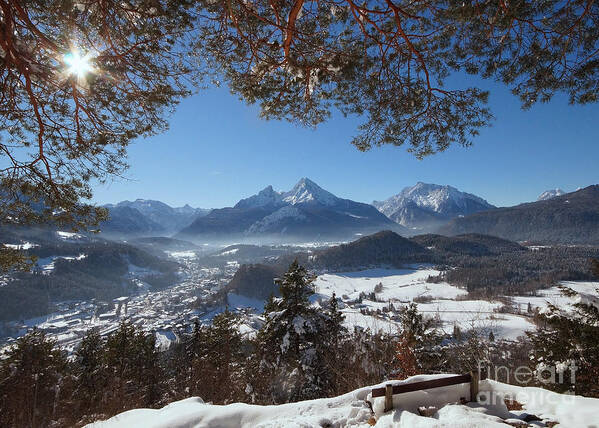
left=234, top=185, right=283, bottom=209
left=373, top=183, right=495, bottom=230
left=282, top=178, right=339, bottom=206
left=231, top=178, right=343, bottom=210
left=260, top=185, right=276, bottom=194
left=537, top=188, right=565, bottom=201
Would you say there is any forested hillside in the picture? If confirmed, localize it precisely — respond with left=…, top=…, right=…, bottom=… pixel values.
left=0, top=236, right=179, bottom=321
left=440, top=186, right=599, bottom=244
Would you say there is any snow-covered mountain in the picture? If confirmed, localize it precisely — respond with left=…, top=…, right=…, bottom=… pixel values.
left=234, top=185, right=283, bottom=210
left=281, top=177, right=340, bottom=206
left=102, top=199, right=210, bottom=236
left=537, top=188, right=565, bottom=201
left=178, top=178, right=405, bottom=242
left=234, top=178, right=343, bottom=209
left=373, top=182, right=495, bottom=232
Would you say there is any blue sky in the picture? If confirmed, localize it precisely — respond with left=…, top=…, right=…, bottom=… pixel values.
left=92, top=77, right=599, bottom=209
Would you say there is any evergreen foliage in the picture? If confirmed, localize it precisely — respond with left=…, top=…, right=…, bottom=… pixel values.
left=252, top=261, right=332, bottom=402
left=195, top=1, right=599, bottom=156
left=0, top=329, right=69, bottom=427
left=395, top=303, right=441, bottom=378
left=528, top=285, right=599, bottom=397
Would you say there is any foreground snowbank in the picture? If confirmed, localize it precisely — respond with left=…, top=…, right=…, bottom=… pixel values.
left=87, top=375, right=599, bottom=427
left=86, top=387, right=374, bottom=428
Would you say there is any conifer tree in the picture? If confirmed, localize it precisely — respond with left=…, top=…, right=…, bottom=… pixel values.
left=164, top=320, right=207, bottom=401
left=592, top=259, right=599, bottom=278
left=102, top=321, right=162, bottom=412
left=322, top=293, right=347, bottom=395
left=0, top=329, right=68, bottom=427
left=195, top=1, right=599, bottom=157
left=325, top=293, right=346, bottom=350
left=395, top=303, right=440, bottom=378
left=528, top=286, right=599, bottom=397
left=184, top=320, right=209, bottom=397
left=74, top=328, right=107, bottom=417
left=453, top=324, right=462, bottom=341
left=254, top=261, right=329, bottom=402
left=205, top=310, right=244, bottom=403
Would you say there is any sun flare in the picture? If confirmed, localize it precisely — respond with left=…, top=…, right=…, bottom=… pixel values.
left=64, top=50, right=93, bottom=78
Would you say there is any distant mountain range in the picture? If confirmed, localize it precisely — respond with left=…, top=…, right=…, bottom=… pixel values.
left=95, top=181, right=599, bottom=245
left=177, top=178, right=405, bottom=242
left=440, top=185, right=599, bottom=244
left=373, top=182, right=495, bottom=232
left=101, top=200, right=210, bottom=236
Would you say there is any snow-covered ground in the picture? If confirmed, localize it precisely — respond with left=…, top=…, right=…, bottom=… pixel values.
left=35, top=253, right=88, bottom=273
left=3, top=241, right=39, bottom=250
left=312, top=268, right=543, bottom=340
left=56, top=230, right=84, bottom=240
left=167, top=250, right=198, bottom=259
left=219, top=268, right=599, bottom=341
left=6, top=257, right=598, bottom=360
left=512, top=281, right=599, bottom=313
left=86, top=374, right=599, bottom=427
left=315, top=268, right=468, bottom=302
left=219, top=248, right=240, bottom=256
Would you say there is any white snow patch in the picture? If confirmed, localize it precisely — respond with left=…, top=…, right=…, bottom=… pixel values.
left=57, top=231, right=84, bottom=240
left=3, top=242, right=38, bottom=250
left=227, top=293, right=264, bottom=311
left=219, top=248, right=239, bottom=256
left=167, top=250, right=197, bottom=259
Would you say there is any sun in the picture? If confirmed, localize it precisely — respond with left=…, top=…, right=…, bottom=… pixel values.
left=64, top=50, right=93, bottom=78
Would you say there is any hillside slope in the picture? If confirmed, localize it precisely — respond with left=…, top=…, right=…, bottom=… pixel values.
left=311, top=230, right=432, bottom=269
left=0, top=227, right=179, bottom=321
left=439, top=185, right=599, bottom=244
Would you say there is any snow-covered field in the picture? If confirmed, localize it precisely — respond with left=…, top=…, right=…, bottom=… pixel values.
left=87, top=374, right=599, bottom=428
left=7, top=257, right=598, bottom=356
left=312, top=268, right=542, bottom=340
left=512, top=281, right=599, bottom=313
left=223, top=267, right=599, bottom=341
left=315, top=268, right=468, bottom=302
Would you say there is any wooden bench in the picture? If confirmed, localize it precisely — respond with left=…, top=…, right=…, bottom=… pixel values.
left=371, top=372, right=480, bottom=412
